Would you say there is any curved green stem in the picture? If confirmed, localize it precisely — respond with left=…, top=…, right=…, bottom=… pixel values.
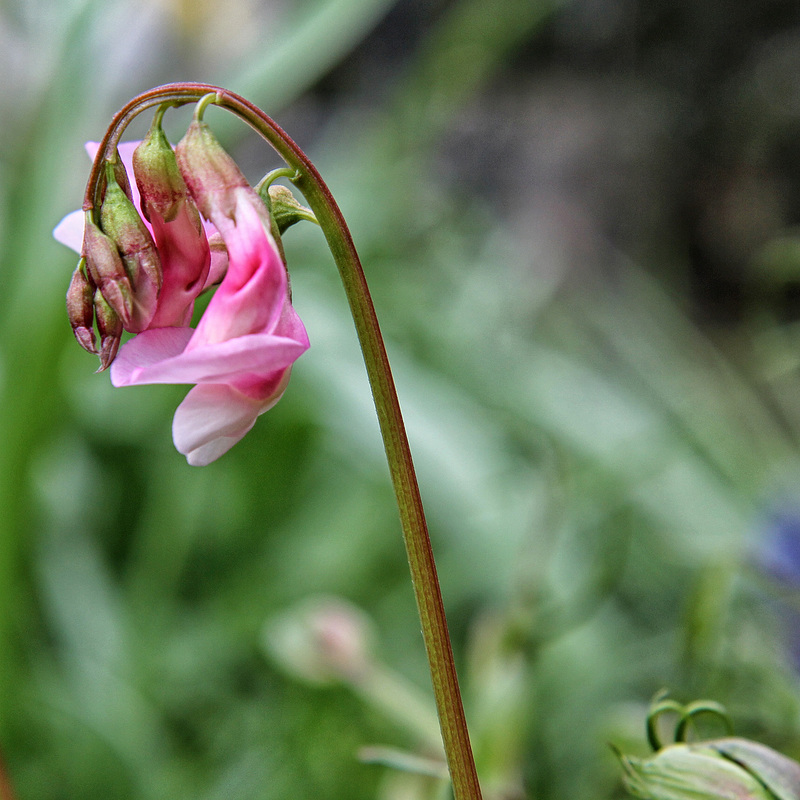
left=88, top=84, right=482, bottom=800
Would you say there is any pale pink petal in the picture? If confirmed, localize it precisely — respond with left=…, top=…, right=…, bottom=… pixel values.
left=173, top=383, right=266, bottom=466
left=110, top=327, right=308, bottom=387
left=204, top=232, right=228, bottom=288
left=53, top=210, right=85, bottom=253
left=273, top=301, right=307, bottom=341
left=109, top=327, right=194, bottom=386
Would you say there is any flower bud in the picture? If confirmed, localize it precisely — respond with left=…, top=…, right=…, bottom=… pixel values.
left=99, top=163, right=162, bottom=331
left=133, top=112, right=192, bottom=223
left=82, top=212, right=134, bottom=327
left=132, top=111, right=213, bottom=328
left=109, top=149, right=132, bottom=199
left=94, top=290, right=122, bottom=371
left=263, top=596, right=376, bottom=685
left=712, top=738, right=800, bottom=800
left=175, top=119, right=250, bottom=223
left=66, top=259, right=97, bottom=354
left=616, top=738, right=800, bottom=800
left=262, top=184, right=316, bottom=234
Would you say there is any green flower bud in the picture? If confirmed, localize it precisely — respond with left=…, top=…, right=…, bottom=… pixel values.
left=711, top=738, right=800, bottom=800
left=616, top=739, right=799, bottom=800
left=108, top=149, right=132, bottom=199
left=262, top=184, right=316, bottom=235
left=94, top=290, right=122, bottom=372
left=617, top=697, right=800, bottom=800
left=175, top=119, right=249, bottom=222
left=66, top=259, right=97, bottom=355
left=99, top=163, right=162, bottom=331
left=133, top=108, right=194, bottom=223
left=82, top=213, right=134, bottom=327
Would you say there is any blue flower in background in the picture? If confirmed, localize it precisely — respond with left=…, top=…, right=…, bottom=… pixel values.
left=757, top=508, right=800, bottom=587
left=756, top=506, right=800, bottom=672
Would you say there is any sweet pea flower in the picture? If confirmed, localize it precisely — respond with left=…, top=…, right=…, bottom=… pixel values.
left=108, top=120, right=309, bottom=465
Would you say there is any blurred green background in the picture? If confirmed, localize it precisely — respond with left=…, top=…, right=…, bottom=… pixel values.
left=4, top=0, right=800, bottom=798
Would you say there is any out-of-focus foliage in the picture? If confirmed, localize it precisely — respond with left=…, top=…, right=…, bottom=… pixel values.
left=3, top=1, right=800, bottom=799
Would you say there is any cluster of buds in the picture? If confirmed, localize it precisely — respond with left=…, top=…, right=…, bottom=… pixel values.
left=62, top=107, right=214, bottom=369
left=55, top=98, right=312, bottom=464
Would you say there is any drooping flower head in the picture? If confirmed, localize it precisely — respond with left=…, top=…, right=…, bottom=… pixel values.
left=55, top=102, right=310, bottom=465
left=55, top=130, right=217, bottom=366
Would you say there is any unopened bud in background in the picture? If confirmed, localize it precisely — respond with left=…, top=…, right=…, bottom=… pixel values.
left=617, top=737, right=800, bottom=800
left=263, top=596, right=442, bottom=749
left=263, top=596, right=375, bottom=685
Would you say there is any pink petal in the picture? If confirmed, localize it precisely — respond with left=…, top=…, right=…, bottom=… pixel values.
left=189, top=195, right=287, bottom=345
left=172, top=382, right=282, bottom=466
left=204, top=232, right=228, bottom=288
left=110, top=326, right=308, bottom=387
left=109, top=327, right=194, bottom=385
left=53, top=210, right=85, bottom=253
left=273, top=301, right=307, bottom=341
left=146, top=203, right=211, bottom=328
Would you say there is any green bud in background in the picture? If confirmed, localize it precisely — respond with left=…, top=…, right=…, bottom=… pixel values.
left=616, top=697, right=800, bottom=800
left=711, top=739, right=800, bottom=800
left=617, top=739, right=800, bottom=800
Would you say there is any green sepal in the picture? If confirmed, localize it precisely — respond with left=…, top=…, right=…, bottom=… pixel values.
left=258, top=182, right=317, bottom=234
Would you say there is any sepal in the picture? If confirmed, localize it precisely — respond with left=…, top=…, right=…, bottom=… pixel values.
left=261, top=184, right=317, bottom=234
left=133, top=109, right=193, bottom=223
left=66, top=259, right=97, bottom=354
left=82, top=212, right=134, bottom=327
left=95, top=290, right=122, bottom=371
left=99, top=164, right=162, bottom=331
left=175, top=119, right=250, bottom=222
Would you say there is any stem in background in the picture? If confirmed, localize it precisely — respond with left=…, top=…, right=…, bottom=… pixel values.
left=0, top=749, right=16, bottom=800
left=89, top=84, right=482, bottom=800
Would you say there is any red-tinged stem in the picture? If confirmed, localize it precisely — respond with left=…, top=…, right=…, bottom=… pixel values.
left=0, top=749, right=17, bottom=800
left=86, top=84, right=482, bottom=800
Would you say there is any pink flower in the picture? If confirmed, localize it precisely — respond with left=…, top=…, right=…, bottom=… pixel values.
left=56, top=124, right=309, bottom=465
left=109, top=156, right=309, bottom=466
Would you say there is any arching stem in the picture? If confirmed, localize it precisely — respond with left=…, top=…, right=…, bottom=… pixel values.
left=87, top=83, right=482, bottom=800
